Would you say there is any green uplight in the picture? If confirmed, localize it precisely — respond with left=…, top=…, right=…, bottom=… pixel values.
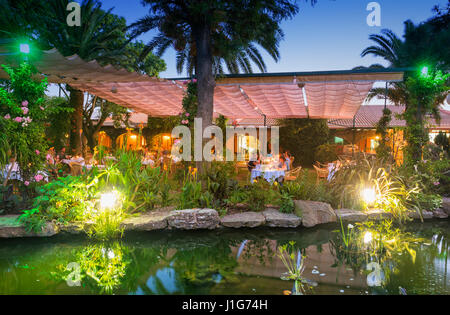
left=19, top=43, right=30, bottom=54
left=420, top=66, right=429, bottom=77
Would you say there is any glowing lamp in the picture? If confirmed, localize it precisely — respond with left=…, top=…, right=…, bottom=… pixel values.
left=420, top=66, right=429, bottom=77
left=362, top=188, right=376, bottom=205
left=163, top=135, right=171, bottom=140
left=363, top=231, right=373, bottom=244
left=100, top=191, right=118, bottom=210
left=19, top=43, right=30, bottom=54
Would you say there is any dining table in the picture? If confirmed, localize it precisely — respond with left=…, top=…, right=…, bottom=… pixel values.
left=251, top=164, right=285, bottom=183
left=61, top=157, right=85, bottom=166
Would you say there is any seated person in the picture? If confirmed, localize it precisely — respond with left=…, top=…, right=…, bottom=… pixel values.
left=57, top=147, right=67, bottom=160
left=283, top=151, right=292, bottom=171
left=247, top=154, right=260, bottom=171
left=278, top=156, right=287, bottom=170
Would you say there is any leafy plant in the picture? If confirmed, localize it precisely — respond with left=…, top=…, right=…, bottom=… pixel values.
left=278, top=241, right=310, bottom=295
left=314, top=144, right=338, bottom=164
left=279, top=192, right=295, bottom=214
left=86, top=191, right=125, bottom=240
left=279, top=118, right=331, bottom=166
left=281, top=171, right=336, bottom=206
left=203, top=161, right=238, bottom=207
left=244, top=180, right=270, bottom=212
left=19, top=175, right=93, bottom=231
left=177, top=169, right=202, bottom=209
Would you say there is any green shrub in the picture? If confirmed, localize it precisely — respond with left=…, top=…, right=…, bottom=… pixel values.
left=411, top=193, right=442, bottom=211
left=225, top=188, right=247, bottom=207
left=19, top=175, right=92, bottom=230
left=279, top=118, right=330, bottom=166
left=203, top=161, right=238, bottom=207
left=244, top=180, right=272, bottom=212
left=314, top=144, right=338, bottom=163
left=282, top=171, right=336, bottom=206
left=178, top=170, right=203, bottom=209
left=279, top=192, right=295, bottom=214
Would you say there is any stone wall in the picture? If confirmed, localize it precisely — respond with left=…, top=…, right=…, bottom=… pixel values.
left=1, top=199, right=448, bottom=238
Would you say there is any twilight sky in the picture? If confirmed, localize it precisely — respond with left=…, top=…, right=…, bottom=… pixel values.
left=48, top=0, right=449, bottom=108
left=100, top=0, right=447, bottom=77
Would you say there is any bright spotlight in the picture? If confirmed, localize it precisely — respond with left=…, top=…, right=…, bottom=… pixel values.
left=19, top=43, right=30, bottom=54
left=100, top=191, right=118, bottom=210
left=364, top=231, right=373, bottom=244
left=362, top=188, right=377, bottom=205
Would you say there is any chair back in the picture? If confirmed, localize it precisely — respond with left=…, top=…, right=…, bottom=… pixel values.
left=285, top=166, right=302, bottom=181
left=313, top=165, right=328, bottom=178
left=69, top=162, right=83, bottom=176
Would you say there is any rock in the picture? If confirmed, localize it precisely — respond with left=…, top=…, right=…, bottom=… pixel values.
left=366, top=209, right=394, bottom=221
left=432, top=208, right=448, bottom=219
left=220, top=212, right=266, bottom=228
left=121, top=211, right=171, bottom=231
left=60, top=222, right=85, bottom=234
left=409, top=210, right=434, bottom=220
left=262, top=208, right=301, bottom=228
left=0, top=215, right=58, bottom=238
left=294, top=200, right=336, bottom=228
left=335, top=209, right=368, bottom=222
left=441, top=197, right=450, bottom=216
left=167, top=209, right=219, bottom=230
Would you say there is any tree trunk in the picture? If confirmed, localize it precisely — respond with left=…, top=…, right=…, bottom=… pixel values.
left=412, top=102, right=424, bottom=162
left=68, top=86, right=84, bottom=156
left=193, top=23, right=215, bottom=175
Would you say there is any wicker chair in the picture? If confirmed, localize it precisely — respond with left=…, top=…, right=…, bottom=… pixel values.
left=285, top=166, right=302, bottom=181
left=68, top=162, right=84, bottom=176
left=313, top=165, right=328, bottom=180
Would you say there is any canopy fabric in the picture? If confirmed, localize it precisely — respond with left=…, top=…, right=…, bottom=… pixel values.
left=0, top=48, right=159, bottom=83
left=328, top=105, right=450, bottom=130
left=71, top=80, right=375, bottom=119
left=71, top=81, right=184, bottom=116
left=305, top=82, right=374, bottom=119
left=0, top=47, right=406, bottom=120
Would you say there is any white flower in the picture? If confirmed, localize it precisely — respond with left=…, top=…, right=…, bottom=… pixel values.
left=347, top=224, right=354, bottom=229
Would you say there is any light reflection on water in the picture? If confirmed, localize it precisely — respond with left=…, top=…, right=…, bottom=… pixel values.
left=0, top=221, right=448, bottom=295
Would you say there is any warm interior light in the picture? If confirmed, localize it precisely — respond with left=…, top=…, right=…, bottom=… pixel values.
left=364, top=231, right=373, bottom=244
left=163, top=135, right=171, bottom=140
left=100, top=191, right=118, bottom=210
left=362, top=188, right=376, bottom=205
left=19, top=43, right=30, bottom=54
left=130, top=135, right=137, bottom=139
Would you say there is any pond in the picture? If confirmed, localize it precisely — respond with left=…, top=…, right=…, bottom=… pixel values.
left=0, top=221, right=449, bottom=295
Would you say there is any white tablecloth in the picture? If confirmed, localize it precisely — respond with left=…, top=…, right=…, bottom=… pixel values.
left=251, top=168, right=285, bottom=183
left=61, top=158, right=85, bottom=166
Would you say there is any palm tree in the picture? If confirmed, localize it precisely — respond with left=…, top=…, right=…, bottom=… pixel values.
left=35, top=0, right=129, bottom=155
left=128, top=0, right=315, bottom=170
left=360, top=9, right=449, bottom=162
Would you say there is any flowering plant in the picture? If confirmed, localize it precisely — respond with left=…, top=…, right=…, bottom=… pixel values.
left=179, top=81, right=197, bottom=126
left=0, top=63, right=49, bottom=182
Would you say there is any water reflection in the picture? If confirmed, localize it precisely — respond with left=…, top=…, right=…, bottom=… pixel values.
left=0, top=223, right=448, bottom=295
